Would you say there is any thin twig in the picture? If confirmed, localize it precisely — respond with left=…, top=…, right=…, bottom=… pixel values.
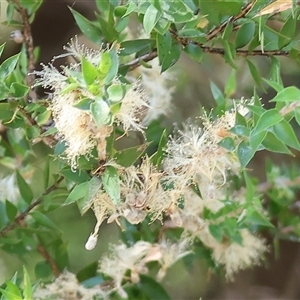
left=122, top=45, right=289, bottom=71
left=0, top=176, right=64, bottom=237
left=124, top=51, right=158, bottom=71
left=10, top=0, right=37, bottom=100
left=200, top=46, right=289, bottom=57
left=37, top=243, right=61, bottom=277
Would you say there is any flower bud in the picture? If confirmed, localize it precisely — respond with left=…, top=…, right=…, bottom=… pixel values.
left=10, top=30, right=24, bottom=43
left=85, top=233, right=98, bottom=250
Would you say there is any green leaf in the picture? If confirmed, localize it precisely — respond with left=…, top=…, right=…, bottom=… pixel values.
left=219, top=137, right=236, bottom=151
left=3, top=281, right=21, bottom=298
left=230, top=125, right=250, bottom=137
left=143, top=4, right=161, bottom=34
left=35, top=261, right=52, bottom=279
left=104, top=48, right=118, bottom=85
left=157, top=31, right=172, bottom=67
left=221, top=40, right=236, bottom=68
left=139, top=275, right=171, bottom=300
left=98, top=16, right=118, bottom=42
left=107, top=84, right=127, bottom=102
left=54, top=140, right=66, bottom=156
left=295, top=107, right=300, bottom=126
left=246, top=210, right=274, bottom=228
left=222, top=23, right=233, bottom=40
left=76, top=261, right=98, bottom=283
left=98, top=51, right=112, bottom=78
left=270, top=56, right=282, bottom=84
left=246, top=59, right=264, bottom=90
left=123, top=1, right=138, bottom=17
left=224, top=69, right=236, bottom=98
left=272, top=120, right=300, bottom=151
left=278, top=14, right=296, bottom=49
left=250, top=131, right=266, bottom=151
left=73, top=98, right=93, bottom=110
left=235, top=21, right=255, bottom=49
left=0, top=53, right=20, bottom=79
left=30, top=211, right=60, bottom=230
left=262, top=78, right=283, bottom=93
left=177, top=29, right=205, bottom=40
left=161, top=42, right=181, bottom=72
left=209, top=224, right=224, bottom=242
left=237, top=140, right=254, bottom=169
left=0, top=103, right=14, bottom=120
left=151, top=129, right=167, bottom=167
left=114, top=144, right=148, bottom=167
left=60, top=168, right=90, bottom=184
left=36, top=110, right=51, bottom=126
left=6, top=1, right=15, bottom=24
left=69, top=7, right=102, bottom=45
left=90, top=98, right=111, bottom=127
left=243, top=171, right=254, bottom=203
left=210, top=81, right=225, bottom=108
left=5, top=200, right=17, bottom=221
left=270, top=86, right=300, bottom=102
left=252, top=109, right=283, bottom=135
left=0, top=201, right=9, bottom=228
left=102, top=166, right=120, bottom=205
left=119, top=39, right=152, bottom=56
left=262, top=132, right=292, bottom=155
left=183, top=44, right=203, bottom=63
left=199, top=0, right=241, bottom=26
left=82, top=56, right=98, bottom=85
left=0, top=289, right=22, bottom=300
left=16, top=171, right=33, bottom=204
left=22, top=266, right=32, bottom=300
left=64, top=181, right=89, bottom=205
left=9, top=82, right=29, bottom=98
left=43, top=159, right=50, bottom=190
left=78, top=176, right=102, bottom=215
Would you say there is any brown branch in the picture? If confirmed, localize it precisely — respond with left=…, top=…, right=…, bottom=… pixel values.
left=37, top=243, right=61, bottom=277
left=280, top=102, right=300, bottom=116
left=123, top=51, right=158, bottom=71
left=206, top=0, right=256, bottom=42
left=122, top=45, right=289, bottom=71
left=200, top=46, right=290, bottom=57
left=0, top=176, right=64, bottom=237
left=10, top=0, right=37, bottom=101
left=18, top=105, right=37, bottom=126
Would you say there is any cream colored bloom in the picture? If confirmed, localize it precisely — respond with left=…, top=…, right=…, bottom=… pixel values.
left=34, top=270, right=108, bottom=300
left=140, top=58, right=176, bottom=125
left=99, top=241, right=153, bottom=298
left=164, top=111, right=240, bottom=196
left=115, top=83, right=149, bottom=133
left=199, top=226, right=267, bottom=280
left=155, top=238, right=192, bottom=281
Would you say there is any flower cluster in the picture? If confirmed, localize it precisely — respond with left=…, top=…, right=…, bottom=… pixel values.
left=35, top=38, right=267, bottom=285
left=140, top=58, right=176, bottom=124
left=33, top=270, right=106, bottom=300
left=85, top=157, right=180, bottom=249
left=34, top=39, right=152, bottom=169
left=99, top=238, right=191, bottom=298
